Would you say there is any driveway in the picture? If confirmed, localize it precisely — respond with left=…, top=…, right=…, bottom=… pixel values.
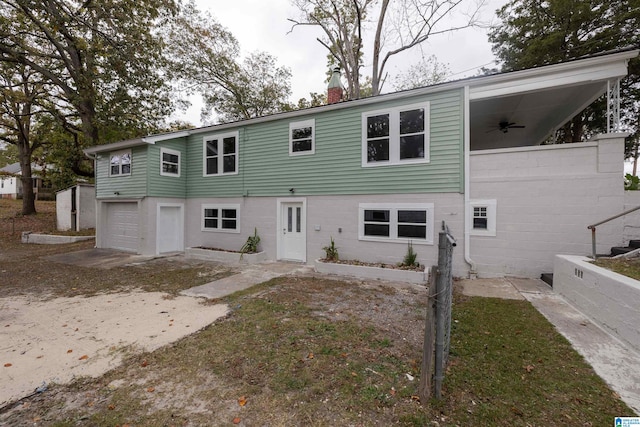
left=1, top=249, right=309, bottom=410
left=0, top=291, right=228, bottom=408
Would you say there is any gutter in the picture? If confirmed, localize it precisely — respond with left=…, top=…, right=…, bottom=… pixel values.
left=463, top=85, right=477, bottom=277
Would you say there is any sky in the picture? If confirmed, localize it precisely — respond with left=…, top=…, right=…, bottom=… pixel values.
left=183, top=0, right=510, bottom=125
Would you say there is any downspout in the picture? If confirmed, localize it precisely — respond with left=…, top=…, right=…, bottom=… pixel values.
left=83, top=151, right=99, bottom=249
left=463, top=85, right=477, bottom=278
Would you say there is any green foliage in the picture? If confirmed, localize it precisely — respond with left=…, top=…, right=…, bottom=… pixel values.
left=401, top=241, right=418, bottom=267
left=0, top=0, right=180, bottom=180
left=240, top=228, right=261, bottom=259
left=625, top=173, right=640, bottom=190
left=167, top=3, right=292, bottom=123
left=0, top=144, right=17, bottom=167
left=489, top=0, right=640, bottom=144
left=322, top=237, right=339, bottom=261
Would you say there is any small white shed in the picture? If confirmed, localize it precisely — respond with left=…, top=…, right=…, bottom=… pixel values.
left=56, top=183, right=96, bottom=231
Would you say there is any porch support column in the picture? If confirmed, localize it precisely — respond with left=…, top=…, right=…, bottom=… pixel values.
left=607, top=78, right=621, bottom=133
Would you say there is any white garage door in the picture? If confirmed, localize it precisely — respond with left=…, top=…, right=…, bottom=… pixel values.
left=105, top=202, right=139, bottom=252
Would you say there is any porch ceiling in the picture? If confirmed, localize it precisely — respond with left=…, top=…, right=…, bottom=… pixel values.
left=469, top=80, right=607, bottom=151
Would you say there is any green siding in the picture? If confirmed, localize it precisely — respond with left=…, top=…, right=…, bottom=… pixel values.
left=147, top=139, right=188, bottom=198
left=185, top=89, right=464, bottom=198
left=95, top=145, right=148, bottom=198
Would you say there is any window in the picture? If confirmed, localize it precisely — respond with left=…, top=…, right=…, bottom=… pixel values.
left=110, top=150, right=131, bottom=176
left=289, top=119, right=315, bottom=156
left=362, top=103, right=430, bottom=166
left=473, top=206, right=487, bottom=229
left=202, top=204, right=240, bottom=233
left=203, top=131, right=238, bottom=176
left=470, top=200, right=497, bottom=237
left=359, top=203, right=434, bottom=244
left=160, top=148, right=181, bottom=177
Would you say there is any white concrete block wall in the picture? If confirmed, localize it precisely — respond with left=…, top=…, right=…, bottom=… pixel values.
left=554, top=254, right=640, bottom=353
left=183, top=193, right=467, bottom=276
left=470, top=134, right=626, bottom=278
left=623, top=191, right=640, bottom=244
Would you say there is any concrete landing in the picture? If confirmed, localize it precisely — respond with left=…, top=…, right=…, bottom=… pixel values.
left=45, top=248, right=160, bottom=269
left=460, top=277, right=640, bottom=415
left=181, top=262, right=312, bottom=299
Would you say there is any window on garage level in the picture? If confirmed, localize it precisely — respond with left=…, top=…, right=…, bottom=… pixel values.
left=160, top=147, right=181, bottom=177
left=202, top=204, right=240, bottom=233
left=362, top=103, right=430, bottom=167
left=203, top=131, right=238, bottom=176
left=110, top=150, right=131, bottom=176
left=470, top=200, right=497, bottom=237
left=359, top=203, right=434, bottom=244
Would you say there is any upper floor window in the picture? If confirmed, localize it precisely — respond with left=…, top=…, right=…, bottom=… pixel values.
left=361, top=103, right=430, bottom=167
left=289, top=119, right=315, bottom=156
left=160, top=147, right=181, bottom=177
left=110, top=150, right=131, bottom=176
left=203, top=131, right=238, bottom=176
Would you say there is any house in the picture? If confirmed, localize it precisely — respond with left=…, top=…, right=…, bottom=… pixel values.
left=84, top=49, right=638, bottom=278
left=0, top=162, right=53, bottom=200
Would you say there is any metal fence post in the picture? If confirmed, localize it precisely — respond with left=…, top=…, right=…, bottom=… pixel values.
left=434, top=229, right=447, bottom=399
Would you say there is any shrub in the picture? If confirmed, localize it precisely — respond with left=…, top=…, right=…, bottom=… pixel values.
left=322, top=237, right=339, bottom=261
left=240, top=228, right=261, bottom=259
left=401, top=241, right=418, bottom=267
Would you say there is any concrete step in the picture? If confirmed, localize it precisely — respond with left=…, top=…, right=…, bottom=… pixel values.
left=611, top=246, right=635, bottom=256
left=540, top=273, right=553, bottom=287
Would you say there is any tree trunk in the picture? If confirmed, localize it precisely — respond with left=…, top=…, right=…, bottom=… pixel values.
left=371, top=0, right=389, bottom=96
left=17, top=142, right=36, bottom=215
left=571, top=114, right=584, bottom=142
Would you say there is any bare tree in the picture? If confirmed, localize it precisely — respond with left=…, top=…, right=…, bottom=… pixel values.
left=290, top=0, right=485, bottom=98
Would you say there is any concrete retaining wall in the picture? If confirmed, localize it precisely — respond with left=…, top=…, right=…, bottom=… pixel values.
left=185, top=247, right=267, bottom=264
left=553, top=254, right=640, bottom=353
left=314, top=259, right=428, bottom=284
left=624, top=191, right=640, bottom=244
left=22, top=232, right=95, bottom=245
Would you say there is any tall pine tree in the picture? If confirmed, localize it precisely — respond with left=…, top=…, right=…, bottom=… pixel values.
left=489, top=0, right=640, bottom=145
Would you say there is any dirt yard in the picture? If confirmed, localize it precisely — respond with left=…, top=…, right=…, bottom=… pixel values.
left=0, top=199, right=632, bottom=426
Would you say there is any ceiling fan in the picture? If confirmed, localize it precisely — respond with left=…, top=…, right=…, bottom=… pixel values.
left=498, top=120, right=525, bottom=133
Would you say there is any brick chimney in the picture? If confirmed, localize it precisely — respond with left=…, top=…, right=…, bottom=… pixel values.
left=327, top=67, right=343, bottom=104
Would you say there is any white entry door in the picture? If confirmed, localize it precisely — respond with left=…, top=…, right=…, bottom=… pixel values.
left=157, top=204, right=184, bottom=254
left=280, top=201, right=306, bottom=262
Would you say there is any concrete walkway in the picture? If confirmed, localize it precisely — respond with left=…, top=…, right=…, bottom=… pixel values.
left=181, top=261, right=312, bottom=299
left=460, top=277, right=640, bottom=415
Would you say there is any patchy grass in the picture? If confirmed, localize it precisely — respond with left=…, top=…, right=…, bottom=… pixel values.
left=593, top=257, right=640, bottom=281
left=2, top=278, right=634, bottom=426
left=0, top=198, right=634, bottom=425
left=430, top=294, right=634, bottom=425
left=0, top=199, right=57, bottom=240
left=0, top=198, right=233, bottom=299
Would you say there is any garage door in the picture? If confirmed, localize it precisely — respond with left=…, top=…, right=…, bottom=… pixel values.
left=105, top=202, right=139, bottom=252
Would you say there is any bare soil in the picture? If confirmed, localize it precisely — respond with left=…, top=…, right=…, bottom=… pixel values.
left=0, top=199, right=632, bottom=426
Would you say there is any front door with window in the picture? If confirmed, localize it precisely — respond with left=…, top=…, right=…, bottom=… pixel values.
left=279, top=201, right=306, bottom=262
